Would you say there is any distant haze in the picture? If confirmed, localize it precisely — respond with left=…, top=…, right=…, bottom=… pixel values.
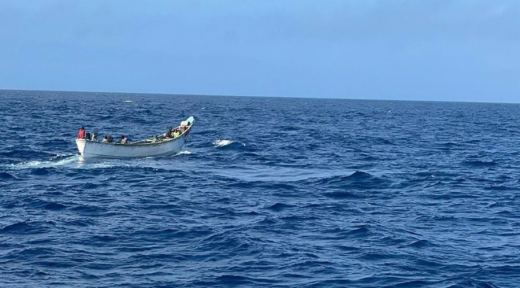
left=1, top=0, right=518, bottom=103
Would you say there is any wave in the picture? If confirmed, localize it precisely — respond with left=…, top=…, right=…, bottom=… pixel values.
left=445, top=279, right=499, bottom=288
left=4, top=154, right=188, bottom=172
left=215, top=275, right=255, bottom=285
left=0, top=172, right=18, bottom=180
left=65, top=218, right=96, bottom=227
left=213, top=139, right=233, bottom=147
left=0, top=220, right=54, bottom=235
left=213, top=139, right=246, bottom=148
left=265, top=202, right=294, bottom=212
left=484, top=185, right=515, bottom=191
left=213, top=274, right=280, bottom=286
left=324, top=191, right=366, bottom=199
left=317, top=225, right=373, bottom=240
left=0, top=149, right=56, bottom=161
left=81, top=182, right=99, bottom=189
left=437, top=141, right=466, bottom=150
left=30, top=167, right=53, bottom=175
left=305, top=171, right=391, bottom=190
left=463, top=160, right=497, bottom=167
left=399, top=239, right=437, bottom=249
left=28, top=199, right=68, bottom=211
left=70, top=205, right=109, bottom=216
left=6, top=154, right=78, bottom=170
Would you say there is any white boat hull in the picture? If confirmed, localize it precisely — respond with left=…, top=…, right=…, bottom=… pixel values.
left=76, top=117, right=193, bottom=159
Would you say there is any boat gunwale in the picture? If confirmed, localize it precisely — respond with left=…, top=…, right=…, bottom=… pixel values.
left=79, top=120, right=193, bottom=148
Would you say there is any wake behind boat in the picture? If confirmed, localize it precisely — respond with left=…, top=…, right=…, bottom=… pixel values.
left=76, top=116, right=194, bottom=158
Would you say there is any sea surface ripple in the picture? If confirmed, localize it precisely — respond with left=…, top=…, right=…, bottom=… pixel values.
left=1, top=90, right=519, bottom=287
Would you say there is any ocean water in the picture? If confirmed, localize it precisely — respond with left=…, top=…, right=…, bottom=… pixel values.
left=0, top=90, right=519, bottom=287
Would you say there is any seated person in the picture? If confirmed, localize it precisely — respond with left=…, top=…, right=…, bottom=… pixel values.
left=164, top=127, right=173, bottom=139
left=117, top=135, right=127, bottom=144
left=102, top=135, right=108, bottom=143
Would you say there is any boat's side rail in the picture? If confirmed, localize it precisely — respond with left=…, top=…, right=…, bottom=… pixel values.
left=86, top=122, right=193, bottom=146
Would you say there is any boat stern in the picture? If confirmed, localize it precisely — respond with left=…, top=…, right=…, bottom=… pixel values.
left=75, top=139, right=87, bottom=156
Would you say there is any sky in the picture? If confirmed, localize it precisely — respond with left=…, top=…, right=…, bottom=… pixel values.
left=0, top=0, right=519, bottom=103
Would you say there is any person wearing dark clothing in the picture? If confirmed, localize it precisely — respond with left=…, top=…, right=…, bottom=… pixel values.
left=164, top=127, right=173, bottom=139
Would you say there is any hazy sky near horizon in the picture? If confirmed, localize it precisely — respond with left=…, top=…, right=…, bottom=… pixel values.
left=1, top=0, right=519, bottom=102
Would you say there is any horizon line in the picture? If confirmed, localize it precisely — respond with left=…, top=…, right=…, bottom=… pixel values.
left=0, top=88, right=518, bottom=105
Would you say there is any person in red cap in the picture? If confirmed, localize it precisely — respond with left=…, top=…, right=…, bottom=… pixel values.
left=77, top=126, right=85, bottom=139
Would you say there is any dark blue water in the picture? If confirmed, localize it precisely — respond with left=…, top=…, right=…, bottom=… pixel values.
left=1, top=90, right=519, bottom=287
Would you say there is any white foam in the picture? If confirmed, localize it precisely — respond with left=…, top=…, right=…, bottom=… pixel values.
left=213, top=139, right=233, bottom=147
left=9, top=155, right=78, bottom=169
left=52, top=153, right=72, bottom=158
left=83, top=162, right=116, bottom=169
left=124, top=100, right=134, bottom=103
left=176, top=150, right=192, bottom=155
left=212, top=139, right=246, bottom=147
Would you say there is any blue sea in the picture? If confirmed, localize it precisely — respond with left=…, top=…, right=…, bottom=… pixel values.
left=0, top=90, right=519, bottom=287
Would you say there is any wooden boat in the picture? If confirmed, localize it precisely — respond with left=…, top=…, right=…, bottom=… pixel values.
left=76, top=116, right=194, bottom=158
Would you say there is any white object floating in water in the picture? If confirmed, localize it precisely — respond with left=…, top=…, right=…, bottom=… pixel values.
left=213, top=139, right=233, bottom=147
left=212, top=140, right=246, bottom=147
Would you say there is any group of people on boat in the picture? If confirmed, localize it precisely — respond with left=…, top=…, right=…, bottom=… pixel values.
left=77, top=120, right=191, bottom=145
left=77, top=127, right=128, bottom=144
left=160, top=121, right=191, bottom=140
left=148, top=124, right=188, bottom=143
left=103, top=135, right=128, bottom=144
left=165, top=127, right=182, bottom=139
